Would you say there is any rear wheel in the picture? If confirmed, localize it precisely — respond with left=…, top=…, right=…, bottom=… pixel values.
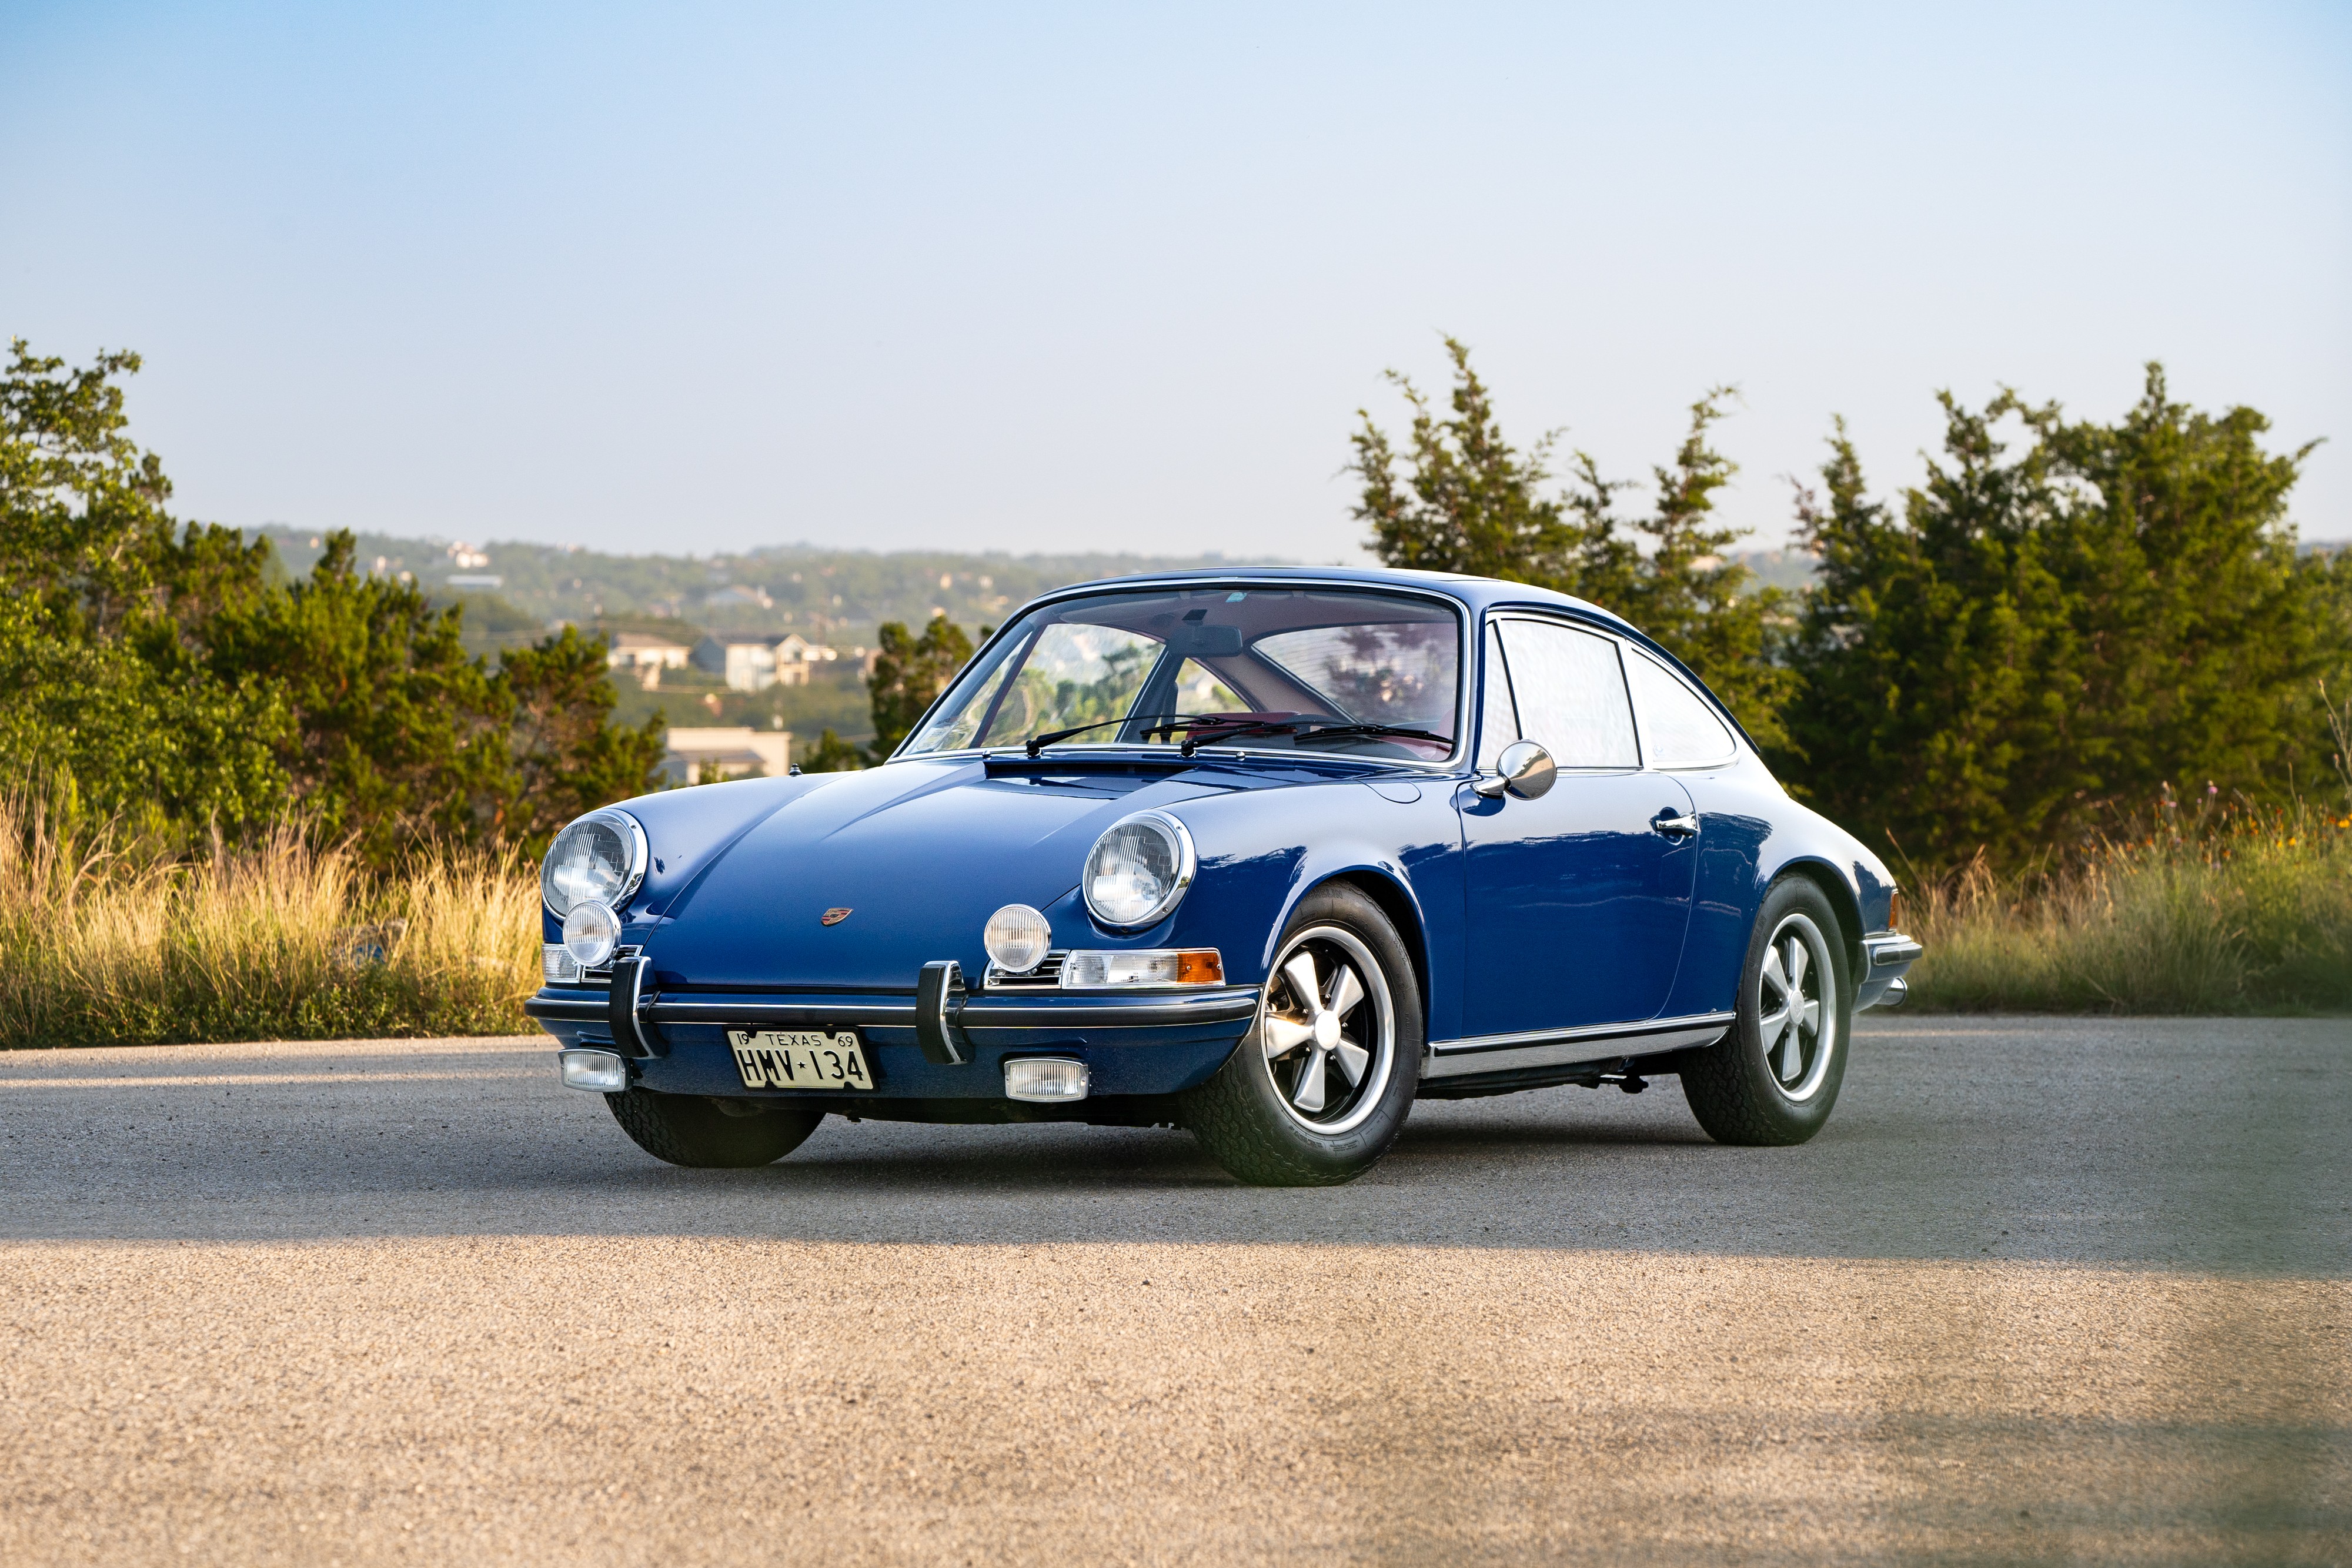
left=1181, top=884, right=1422, bottom=1186
left=1680, top=877, right=1852, bottom=1146
left=604, top=1088, right=825, bottom=1168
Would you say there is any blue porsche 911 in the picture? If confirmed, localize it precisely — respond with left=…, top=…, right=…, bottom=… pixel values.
left=526, top=567, right=1922, bottom=1185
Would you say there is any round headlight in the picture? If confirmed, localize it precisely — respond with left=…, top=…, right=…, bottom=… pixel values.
left=1082, top=811, right=1196, bottom=930
left=563, top=900, right=621, bottom=969
left=542, top=810, right=648, bottom=917
left=984, top=903, right=1053, bottom=974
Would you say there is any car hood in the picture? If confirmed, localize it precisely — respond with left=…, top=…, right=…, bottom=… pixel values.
left=640, top=758, right=1241, bottom=991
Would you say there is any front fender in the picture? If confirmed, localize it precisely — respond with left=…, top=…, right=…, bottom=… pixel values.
left=1160, top=778, right=1465, bottom=1041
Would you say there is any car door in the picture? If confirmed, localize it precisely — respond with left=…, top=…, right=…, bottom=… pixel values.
left=1622, top=643, right=1767, bottom=1019
left=1454, top=615, right=1698, bottom=1042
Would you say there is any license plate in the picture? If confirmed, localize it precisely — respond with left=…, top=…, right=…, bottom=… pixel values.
left=727, top=1029, right=874, bottom=1091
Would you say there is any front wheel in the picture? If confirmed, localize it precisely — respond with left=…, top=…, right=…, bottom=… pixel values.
left=604, top=1088, right=825, bottom=1168
left=1181, top=884, right=1422, bottom=1186
left=1679, top=876, right=1852, bottom=1146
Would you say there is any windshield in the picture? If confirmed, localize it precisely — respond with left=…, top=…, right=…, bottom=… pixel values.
left=902, top=586, right=1464, bottom=762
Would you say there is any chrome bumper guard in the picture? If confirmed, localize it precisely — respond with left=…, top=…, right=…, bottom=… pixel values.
left=1857, top=932, right=1924, bottom=1011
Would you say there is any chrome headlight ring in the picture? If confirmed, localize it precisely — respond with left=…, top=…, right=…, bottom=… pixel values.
left=541, top=808, right=650, bottom=919
left=1081, top=810, right=1197, bottom=931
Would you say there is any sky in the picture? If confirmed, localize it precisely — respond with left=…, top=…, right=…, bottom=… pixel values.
left=4, top=1, right=2347, bottom=562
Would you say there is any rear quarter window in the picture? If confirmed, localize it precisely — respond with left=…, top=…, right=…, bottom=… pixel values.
left=1626, top=650, right=1736, bottom=767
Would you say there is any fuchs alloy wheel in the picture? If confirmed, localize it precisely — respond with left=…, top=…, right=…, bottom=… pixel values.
left=1181, top=883, right=1422, bottom=1186
left=604, top=1087, right=826, bottom=1169
left=1679, top=876, right=1852, bottom=1146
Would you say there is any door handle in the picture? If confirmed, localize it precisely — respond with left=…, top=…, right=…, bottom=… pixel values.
left=1652, top=812, right=1699, bottom=838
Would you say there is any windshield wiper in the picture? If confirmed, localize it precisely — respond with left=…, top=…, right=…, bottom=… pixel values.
left=1022, top=714, right=1173, bottom=758
left=1288, top=721, right=1456, bottom=750
left=1025, top=712, right=1316, bottom=759
left=1023, top=711, right=1449, bottom=762
left=1152, top=714, right=1454, bottom=757
left=1144, top=713, right=1331, bottom=757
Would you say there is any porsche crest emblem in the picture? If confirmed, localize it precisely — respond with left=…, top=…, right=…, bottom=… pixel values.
left=820, top=907, right=853, bottom=926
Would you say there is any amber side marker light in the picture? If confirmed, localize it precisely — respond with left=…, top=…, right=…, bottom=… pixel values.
left=1176, top=948, right=1224, bottom=985
left=1887, top=888, right=1905, bottom=932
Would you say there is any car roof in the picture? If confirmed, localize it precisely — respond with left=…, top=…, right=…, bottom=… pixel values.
left=1017, top=562, right=1759, bottom=753
left=1043, top=564, right=1638, bottom=633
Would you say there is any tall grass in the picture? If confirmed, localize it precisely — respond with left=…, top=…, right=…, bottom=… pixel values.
left=0, top=797, right=540, bottom=1048
left=1906, top=798, right=2352, bottom=1014
left=6, top=781, right=2349, bottom=1046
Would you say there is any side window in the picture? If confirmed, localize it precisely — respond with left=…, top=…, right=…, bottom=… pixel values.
left=1626, top=650, right=1736, bottom=767
left=1171, top=659, right=1247, bottom=716
left=1476, top=622, right=1519, bottom=770
left=1495, top=620, right=1638, bottom=768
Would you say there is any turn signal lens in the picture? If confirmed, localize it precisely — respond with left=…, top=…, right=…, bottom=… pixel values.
left=1060, top=948, right=1222, bottom=988
left=1887, top=888, right=1905, bottom=932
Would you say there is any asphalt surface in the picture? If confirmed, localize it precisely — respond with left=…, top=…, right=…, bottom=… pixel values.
left=1, top=1016, right=2346, bottom=1566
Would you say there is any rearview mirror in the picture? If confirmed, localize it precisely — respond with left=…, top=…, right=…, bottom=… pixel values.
left=1167, top=624, right=1244, bottom=658
left=1474, top=739, right=1556, bottom=800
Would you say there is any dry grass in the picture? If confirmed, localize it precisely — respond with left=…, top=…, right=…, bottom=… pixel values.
left=8, top=780, right=2350, bottom=1046
left=1906, top=799, right=2352, bottom=1014
left=0, top=798, right=540, bottom=1049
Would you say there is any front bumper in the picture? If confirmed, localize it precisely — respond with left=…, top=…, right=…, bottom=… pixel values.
left=524, top=982, right=1262, bottom=1100
left=1856, top=932, right=1925, bottom=1011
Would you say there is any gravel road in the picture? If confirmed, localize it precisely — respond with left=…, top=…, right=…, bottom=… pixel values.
left=2, top=1017, right=2346, bottom=1565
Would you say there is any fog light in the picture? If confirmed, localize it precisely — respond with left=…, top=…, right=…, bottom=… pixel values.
left=1004, top=1057, right=1090, bottom=1102
left=1061, top=948, right=1222, bottom=988
left=563, top=900, right=620, bottom=969
left=983, top=903, right=1052, bottom=974
left=559, top=1048, right=627, bottom=1091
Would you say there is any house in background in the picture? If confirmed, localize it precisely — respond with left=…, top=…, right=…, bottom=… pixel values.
left=606, top=632, right=693, bottom=690
left=690, top=631, right=848, bottom=691
left=660, top=727, right=791, bottom=784
left=769, top=631, right=841, bottom=687
left=691, top=632, right=783, bottom=691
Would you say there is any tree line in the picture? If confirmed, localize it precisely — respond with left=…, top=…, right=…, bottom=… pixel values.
left=1355, top=340, right=2349, bottom=870
left=1, top=342, right=662, bottom=865
left=11, top=336, right=2343, bottom=877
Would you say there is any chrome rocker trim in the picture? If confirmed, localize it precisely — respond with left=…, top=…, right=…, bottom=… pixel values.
left=1422, top=1011, right=1738, bottom=1079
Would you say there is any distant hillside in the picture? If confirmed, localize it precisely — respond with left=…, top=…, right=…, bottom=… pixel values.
left=1729, top=548, right=1818, bottom=594
left=243, top=531, right=1295, bottom=746
left=252, top=530, right=1279, bottom=645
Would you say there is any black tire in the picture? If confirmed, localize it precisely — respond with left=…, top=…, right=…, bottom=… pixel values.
left=603, top=1088, right=825, bottom=1169
left=1181, top=883, right=1422, bottom=1186
left=1680, top=875, right=1853, bottom=1146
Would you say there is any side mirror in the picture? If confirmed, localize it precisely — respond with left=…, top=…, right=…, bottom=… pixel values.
left=1474, top=739, right=1557, bottom=800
